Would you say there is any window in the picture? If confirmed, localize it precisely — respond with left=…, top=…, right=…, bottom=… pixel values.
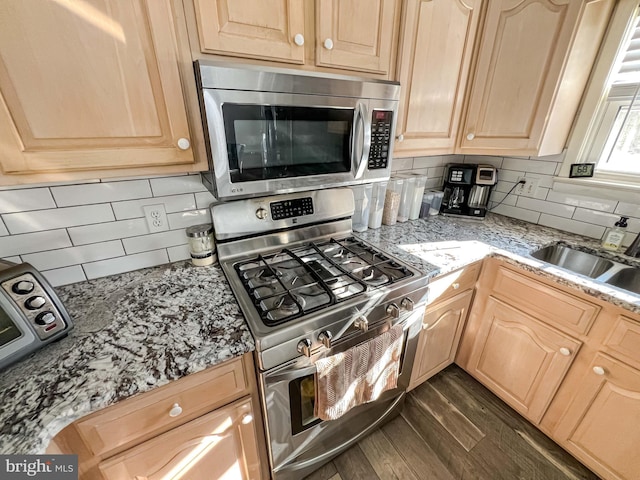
left=561, top=0, right=640, bottom=189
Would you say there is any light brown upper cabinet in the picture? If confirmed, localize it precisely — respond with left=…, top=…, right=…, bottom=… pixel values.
left=394, top=0, right=483, bottom=157
left=190, top=0, right=400, bottom=77
left=458, top=0, right=614, bottom=156
left=0, top=0, right=199, bottom=184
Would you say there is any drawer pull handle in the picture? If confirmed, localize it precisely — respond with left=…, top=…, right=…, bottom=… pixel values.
left=452, top=282, right=460, bottom=290
left=593, top=366, right=606, bottom=376
left=169, top=403, right=183, bottom=417
left=559, top=347, right=571, bottom=356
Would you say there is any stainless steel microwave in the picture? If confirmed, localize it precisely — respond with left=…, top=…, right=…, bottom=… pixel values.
left=195, top=61, right=400, bottom=200
left=0, top=261, right=73, bottom=370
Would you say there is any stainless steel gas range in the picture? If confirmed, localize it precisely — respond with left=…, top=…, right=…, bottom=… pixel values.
left=212, top=188, right=429, bottom=480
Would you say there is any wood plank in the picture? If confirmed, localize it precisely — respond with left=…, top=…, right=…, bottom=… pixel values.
left=333, top=443, right=381, bottom=480
left=358, top=428, right=419, bottom=480
left=411, top=381, right=485, bottom=451
left=380, top=416, right=456, bottom=480
left=305, top=461, right=339, bottom=480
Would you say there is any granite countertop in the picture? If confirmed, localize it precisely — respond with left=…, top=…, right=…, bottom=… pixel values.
left=0, top=262, right=254, bottom=455
left=2, top=213, right=640, bottom=456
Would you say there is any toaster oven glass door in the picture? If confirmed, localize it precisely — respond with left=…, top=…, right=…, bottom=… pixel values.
left=0, top=310, right=22, bottom=346
left=222, top=104, right=353, bottom=183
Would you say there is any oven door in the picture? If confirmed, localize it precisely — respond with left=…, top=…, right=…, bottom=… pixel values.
left=258, top=306, right=423, bottom=480
left=201, top=90, right=379, bottom=199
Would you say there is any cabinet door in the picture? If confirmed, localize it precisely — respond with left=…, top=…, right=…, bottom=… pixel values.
left=458, top=0, right=611, bottom=155
left=0, top=0, right=194, bottom=175
left=394, top=0, right=482, bottom=157
left=409, top=289, right=473, bottom=391
left=193, top=0, right=305, bottom=64
left=467, top=296, right=581, bottom=423
left=315, top=0, right=398, bottom=75
left=555, top=353, right=640, bottom=480
left=99, top=397, right=262, bottom=480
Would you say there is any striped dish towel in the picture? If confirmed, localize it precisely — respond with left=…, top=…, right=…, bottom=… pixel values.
left=314, top=323, right=404, bottom=421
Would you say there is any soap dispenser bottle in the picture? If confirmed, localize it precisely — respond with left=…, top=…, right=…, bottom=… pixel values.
left=602, top=216, right=629, bottom=251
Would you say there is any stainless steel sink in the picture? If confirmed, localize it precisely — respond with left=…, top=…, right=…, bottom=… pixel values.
left=604, top=268, right=640, bottom=294
left=530, top=244, right=614, bottom=278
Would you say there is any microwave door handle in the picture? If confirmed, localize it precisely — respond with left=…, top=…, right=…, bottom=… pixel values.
left=350, top=106, right=361, bottom=170
left=355, top=103, right=371, bottom=179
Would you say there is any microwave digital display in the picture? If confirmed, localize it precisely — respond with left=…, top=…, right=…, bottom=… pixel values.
left=223, top=104, right=352, bottom=183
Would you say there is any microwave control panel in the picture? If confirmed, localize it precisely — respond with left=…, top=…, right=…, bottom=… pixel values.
left=368, top=110, right=393, bottom=170
left=270, top=197, right=314, bottom=220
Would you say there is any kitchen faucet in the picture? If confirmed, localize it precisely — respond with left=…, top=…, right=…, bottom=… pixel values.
left=625, top=232, right=640, bottom=257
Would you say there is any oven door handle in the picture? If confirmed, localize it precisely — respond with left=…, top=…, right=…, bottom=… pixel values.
left=353, top=102, right=371, bottom=180
left=267, top=364, right=317, bottom=383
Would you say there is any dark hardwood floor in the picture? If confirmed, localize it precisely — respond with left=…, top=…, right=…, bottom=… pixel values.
left=304, top=365, right=599, bottom=480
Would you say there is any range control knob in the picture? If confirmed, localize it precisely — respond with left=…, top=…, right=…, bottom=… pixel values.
left=386, top=303, right=400, bottom=319
left=318, top=330, right=333, bottom=349
left=297, top=338, right=313, bottom=357
left=35, top=311, right=56, bottom=326
left=400, top=297, right=414, bottom=312
left=12, top=280, right=34, bottom=295
left=256, top=207, right=268, bottom=220
left=25, top=296, right=46, bottom=310
left=354, top=316, right=369, bottom=332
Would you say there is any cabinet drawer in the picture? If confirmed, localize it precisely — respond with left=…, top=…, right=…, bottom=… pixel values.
left=603, top=315, right=640, bottom=369
left=76, top=357, right=248, bottom=457
left=428, top=262, right=481, bottom=304
left=491, top=266, right=599, bottom=335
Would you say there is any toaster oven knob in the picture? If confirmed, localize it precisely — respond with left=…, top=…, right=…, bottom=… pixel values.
left=318, top=330, right=333, bottom=349
left=25, top=296, right=46, bottom=310
left=354, top=316, right=369, bottom=332
left=400, top=297, right=414, bottom=312
left=386, top=303, right=400, bottom=319
left=35, top=311, right=56, bottom=326
left=12, top=280, right=34, bottom=295
left=255, top=207, right=268, bottom=220
left=297, top=338, right=313, bottom=357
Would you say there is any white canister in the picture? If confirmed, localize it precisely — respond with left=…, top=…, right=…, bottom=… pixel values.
left=351, top=184, right=373, bottom=232
left=396, top=175, right=415, bottom=222
left=368, top=181, right=388, bottom=229
left=408, top=174, right=427, bottom=220
left=186, top=224, right=216, bottom=266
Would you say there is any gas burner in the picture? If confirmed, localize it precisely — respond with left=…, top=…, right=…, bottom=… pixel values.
left=275, top=293, right=306, bottom=313
left=253, top=268, right=279, bottom=282
left=358, top=266, right=389, bottom=286
left=330, top=248, right=348, bottom=259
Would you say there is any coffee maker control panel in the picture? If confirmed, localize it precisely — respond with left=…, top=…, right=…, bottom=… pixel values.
left=447, top=167, right=474, bottom=184
left=368, top=110, right=393, bottom=170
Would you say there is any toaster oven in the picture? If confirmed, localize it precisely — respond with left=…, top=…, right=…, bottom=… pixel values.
left=0, top=260, right=73, bottom=370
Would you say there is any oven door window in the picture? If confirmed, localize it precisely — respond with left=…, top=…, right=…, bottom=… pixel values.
left=222, top=104, right=353, bottom=183
left=289, top=374, right=322, bottom=435
left=0, top=310, right=22, bottom=347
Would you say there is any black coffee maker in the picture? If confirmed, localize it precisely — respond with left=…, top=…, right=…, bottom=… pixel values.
left=440, top=164, right=498, bottom=218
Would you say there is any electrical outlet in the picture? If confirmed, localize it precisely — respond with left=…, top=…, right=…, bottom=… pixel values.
left=514, top=177, right=527, bottom=196
left=514, top=177, right=539, bottom=197
left=143, top=204, right=168, bottom=233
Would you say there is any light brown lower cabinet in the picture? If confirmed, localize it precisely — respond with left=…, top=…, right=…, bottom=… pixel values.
left=99, top=397, right=261, bottom=480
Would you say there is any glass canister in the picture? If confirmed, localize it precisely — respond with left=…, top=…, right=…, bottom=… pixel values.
left=186, top=223, right=216, bottom=266
left=382, top=177, right=403, bottom=226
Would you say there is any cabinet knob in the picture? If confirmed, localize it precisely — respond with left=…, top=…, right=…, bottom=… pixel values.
left=294, top=33, right=305, bottom=46
left=177, top=138, right=191, bottom=150
left=451, top=282, right=460, bottom=290
left=466, top=133, right=475, bottom=141
left=169, top=403, right=183, bottom=417
left=323, top=38, right=334, bottom=50
left=593, top=366, right=606, bottom=376
left=241, top=413, right=253, bottom=425
left=559, top=347, right=571, bottom=356
left=396, top=134, right=404, bottom=142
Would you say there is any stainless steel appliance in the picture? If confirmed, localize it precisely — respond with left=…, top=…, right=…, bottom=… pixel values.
left=440, top=164, right=498, bottom=218
left=0, top=261, right=72, bottom=370
left=196, top=61, right=400, bottom=200
left=212, top=188, right=429, bottom=479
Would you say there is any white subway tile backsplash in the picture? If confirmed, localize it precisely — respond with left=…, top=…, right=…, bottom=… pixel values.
left=615, top=202, right=640, bottom=217
left=412, top=156, right=445, bottom=169
left=0, top=188, right=55, bottom=213
left=167, top=244, right=191, bottom=262
left=68, top=218, right=148, bottom=245
left=41, top=265, right=87, bottom=287
left=167, top=209, right=212, bottom=230
left=194, top=191, right=218, bottom=210
left=83, top=249, right=169, bottom=280
left=122, top=230, right=187, bottom=255
left=496, top=169, right=525, bottom=183
left=522, top=173, right=555, bottom=189
left=21, top=241, right=124, bottom=271
left=539, top=214, right=606, bottom=239
left=51, top=180, right=152, bottom=207
left=502, top=157, right=558, bottom=175
left=572, top=208, right=623, bottom=228
left=427, top=166, right=445, bottom=179
left=3, top=204, right=114, bottom=234
left=547, top=191, right=617, bottom=213
left=0, top=219, right=7, bottom=236
left=391, top=157, right=413, bottom=171
left=489, top=191, right=517, bottom=207
left=150, top=175, right=207, bottom=196
left=516, top=197, right=575, bottom=218
left=0, top=230, right=71, bottom=257
left=3, top=256, right=21, bottom=263
left=463, top=155, right=503, bottom=168
left=112, top=194, right=196, bottom=220
left=491, top=205, right=541, bottom=223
